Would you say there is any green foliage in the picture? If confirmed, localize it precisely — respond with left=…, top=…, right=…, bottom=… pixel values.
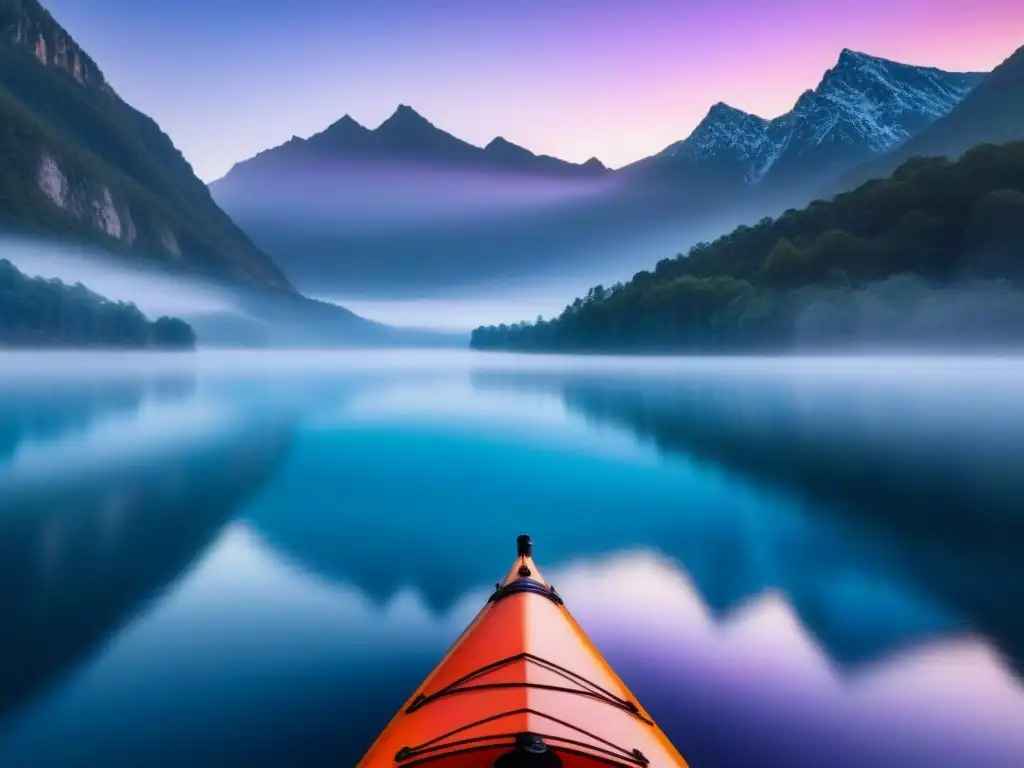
left=472, top=141, right=1024, bottom=352
left=0, top=258, right=195, bottom=348
left=761, top=237, right=810, bottom=288
left=150, top=316, right=197, bottom=349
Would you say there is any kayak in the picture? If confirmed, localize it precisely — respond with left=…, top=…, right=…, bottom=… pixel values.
left=358, top=536, right=689, bottom=767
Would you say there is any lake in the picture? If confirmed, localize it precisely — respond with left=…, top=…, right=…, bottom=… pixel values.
left=1, top=351, right=1022, bottom=767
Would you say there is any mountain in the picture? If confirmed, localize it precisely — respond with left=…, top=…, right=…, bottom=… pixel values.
left=214, top=104, right=608, bottom=184
left=209, top=49, right=986, bottom=302
left=482, top=136, right=608, bottom=175
left=472, top=140, right=1024, bottom=353
left=0, top=390, right=294, bottom=720
left=629, top=49, right=984, bottom=194
left=0, top=1, right=467, bottom=347
left=645, top=102, right=780, bottom=185
left=0, top=0, right=293, bottom=291
left=837, top=44, right=1024, bottom=191
left=209, top=105, right=635, bottom=300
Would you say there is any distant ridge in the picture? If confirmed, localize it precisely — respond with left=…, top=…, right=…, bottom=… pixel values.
left=207, top=46, right=996, bottom=301
left=213, top=104, right=609, bottom=183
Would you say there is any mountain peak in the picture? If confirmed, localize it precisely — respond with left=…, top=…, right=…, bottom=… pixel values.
left=705, top=102, right=759, bottom=121
left=336, top=114, right=364, bottom=128
left=696, top=103, right=770, bottom=131
left=323, top=113, right=369, bottom=134
left=837, top=48, right=873, bottom=65
left=485, top=135, right=517, bottom=149
left=371, top=104, right=447, bottom=144
left=582, top=157, right=606, bottom=170
left=382, top=104, right=429, bottom=125
left=483, top=136, right=535, bottom=158
left=638, top=47, right=984, bottom=187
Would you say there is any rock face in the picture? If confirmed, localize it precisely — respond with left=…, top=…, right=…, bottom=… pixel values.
left=0, top=0, right=295, bottom=292
left=631, top=49, right=984, bottom=192
left=35, top=151, right=137, bottom=243
left=2, top=0, right=107, bottom=90
left=837, top=43, right=1024, bottom=192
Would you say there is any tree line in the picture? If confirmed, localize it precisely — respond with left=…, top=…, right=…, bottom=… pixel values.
left=0, top=258, right=195, bottom=348
left=471, top=141, right=1024, bottom=352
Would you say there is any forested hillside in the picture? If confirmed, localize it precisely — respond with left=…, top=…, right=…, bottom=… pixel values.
left=472, top=141, right=1024, bottom=352
left=0, top=258, right=195, bottom=347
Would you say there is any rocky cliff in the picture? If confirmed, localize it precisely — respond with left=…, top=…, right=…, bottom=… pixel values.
left=0, top=0, right=294, bottom=291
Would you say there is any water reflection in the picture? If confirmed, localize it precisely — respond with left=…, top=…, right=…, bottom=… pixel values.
left=0, top=355, right=1022, bottom=767
left=0, top=525, right=484, bottom=766
left=0, top=376, right=186, bottom=462
left=469, top=369, right=1024, bottom=677
left=472, top=366, right=1024, bottom=540
left=8, top=527, right=1020, bottom=767
left=243, top=369, right=1024, bottom=685
left=0, top=376, right=294, bottom=724
left=560, top=551, right=1024, bottom=768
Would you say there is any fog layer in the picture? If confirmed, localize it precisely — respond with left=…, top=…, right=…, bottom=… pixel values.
left=0, top=236, right=241, bottom=319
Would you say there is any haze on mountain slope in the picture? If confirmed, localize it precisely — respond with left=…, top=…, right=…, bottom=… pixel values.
left=210, top=49, right=986, bottom=313
left=0, top=0, right=461, bottom=346
left=472, top=141, right=1024, bottom=352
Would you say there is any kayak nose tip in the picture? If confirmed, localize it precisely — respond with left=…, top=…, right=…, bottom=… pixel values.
left=516, top=534, right=533, bottom=558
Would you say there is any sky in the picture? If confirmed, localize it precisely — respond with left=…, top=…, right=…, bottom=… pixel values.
left=42, top=0, right=1024, bottom=183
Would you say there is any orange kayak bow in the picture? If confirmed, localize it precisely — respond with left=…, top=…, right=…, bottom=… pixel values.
left=358, top=536, right=689, bottom=767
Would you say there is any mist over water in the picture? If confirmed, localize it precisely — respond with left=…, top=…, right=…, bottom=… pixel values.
left=0, top=235, right=453, bottom=348
left=318, top=278, right=594, bottom=331
left=0, top=236, right=242, bottom=319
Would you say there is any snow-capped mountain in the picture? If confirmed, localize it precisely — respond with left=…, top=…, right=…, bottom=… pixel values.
left=636, top=49, right=985, bottom=189
left=837, top=43, right=1024, bottom=192
left=658, top=103, right=784, bottom=184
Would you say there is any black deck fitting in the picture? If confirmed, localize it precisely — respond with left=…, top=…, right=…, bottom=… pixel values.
left=517, top=535, right=533, bottom=558
left=493, top=732, right=563, bottom=767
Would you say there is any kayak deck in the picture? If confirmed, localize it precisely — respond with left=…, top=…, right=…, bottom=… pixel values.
left=358, top=536, right=689, bottom=767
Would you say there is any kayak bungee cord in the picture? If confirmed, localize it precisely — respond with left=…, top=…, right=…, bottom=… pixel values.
left=405, top=651, right=652, bottom=722
left=357, top=536, right=690, bottom=768
left=394, top=707, right=652, bottom=766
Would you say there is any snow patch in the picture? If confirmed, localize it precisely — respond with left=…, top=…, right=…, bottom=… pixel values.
left=662, top=51, right=982, bottom=185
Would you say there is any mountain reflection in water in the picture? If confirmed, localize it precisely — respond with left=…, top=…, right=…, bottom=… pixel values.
left=0, top=372, right=295, bottom=725
left=0, top=353, right=1021, bottom=767
left=468, top=366, right=1024, bottom=680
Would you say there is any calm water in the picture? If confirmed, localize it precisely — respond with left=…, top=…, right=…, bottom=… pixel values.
left=1, top=352, right=1023, bottom=768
